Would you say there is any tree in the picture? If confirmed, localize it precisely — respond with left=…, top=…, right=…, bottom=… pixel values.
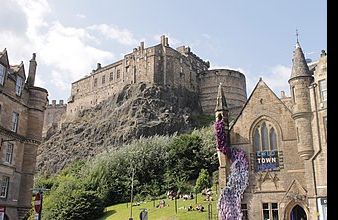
left=194, top=169, right=210, bottom=193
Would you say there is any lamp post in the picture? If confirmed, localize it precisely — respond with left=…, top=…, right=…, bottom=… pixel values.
left=129, top=166, right=135, bottom=220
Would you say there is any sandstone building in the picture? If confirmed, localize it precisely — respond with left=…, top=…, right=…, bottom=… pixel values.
left=65, top=35, right=247, bottom=121
left=0, top=49, right=48, bottom=219
left=217, top=41, right=327, bottom=220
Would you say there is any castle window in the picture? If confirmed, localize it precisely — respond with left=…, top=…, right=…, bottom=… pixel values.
left=180, top=67, right=183, bottom=73
left=180, top=58, right=183, bottom=64
left=241, top=204, right=248, bottom=220
left=110, top=72, right=114, bottom=81
left=102, top=75, right=105, bottom=84
left=319, top=79, right=327, bottom=102
left=5, top=143, right=13, bottom=164
left=12, top=112, right=19, bottom=132
left=15, top=76, right=24, bottom=96
left=117, top=70, right=120, bottom=79
left=0, top=64, right=6, bottom=85
left=262, top=203, right=278, bottom=220
left=0, top=176, right=9, bottom=198
left=253, top=121, right=278, bottom=151
left=291, top=86, right=296, bottom=103
left=94, top=78, right=98, bottom=87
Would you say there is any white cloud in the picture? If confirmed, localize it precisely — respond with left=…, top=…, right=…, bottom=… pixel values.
left=0, top=0, right=140, bottom=100
left=88, top=24, right=138, bottom=46
left=76, top=13, right=86, bottom=19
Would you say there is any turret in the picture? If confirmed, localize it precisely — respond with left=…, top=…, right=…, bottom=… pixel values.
left=288, top=39, right=314, bottom=160
left=27, top=53, right=37, bottom=87
left=215, top=83, right=230, bottom=188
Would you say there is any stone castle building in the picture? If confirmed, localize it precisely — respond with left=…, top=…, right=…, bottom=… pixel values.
left=42, top=100, right=66, bottom=139
left=65, top=35, right=247, bottom=121
left=217, top=40, right=327, bottom=220
left=0, top=49, right=48, bottom=219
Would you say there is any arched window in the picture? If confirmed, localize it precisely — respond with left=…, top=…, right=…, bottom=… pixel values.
left=253, top=121, right=278, bottom=151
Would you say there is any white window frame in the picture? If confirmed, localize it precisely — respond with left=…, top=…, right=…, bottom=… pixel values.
left=319, top=79, right=327, bottom=102
left=262, top=203, right=279, bottom=220
left=12, top=112, right=19, bottom=132
left=0, top=176, right=9, bottom=198
left=5, top=143, right=14, bottom=164
left=0, top=64, right=6, bottom=85
left=15, top=76, right=24, bottom=96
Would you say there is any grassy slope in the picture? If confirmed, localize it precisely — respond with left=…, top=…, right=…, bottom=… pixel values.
left=97, top=192, right=220, bottom=220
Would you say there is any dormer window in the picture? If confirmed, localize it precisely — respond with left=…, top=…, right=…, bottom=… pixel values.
left=15, top=76, right=24, bottom=96
left=0, top=64, right=6, bottom=85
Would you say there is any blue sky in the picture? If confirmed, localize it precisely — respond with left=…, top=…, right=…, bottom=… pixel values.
left=0, top=0, right=326, bottom=102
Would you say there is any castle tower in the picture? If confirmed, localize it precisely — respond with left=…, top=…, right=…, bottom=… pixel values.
left=215, top=83, right=230, bottom=188
left=288, top=39, right=314, bottom=160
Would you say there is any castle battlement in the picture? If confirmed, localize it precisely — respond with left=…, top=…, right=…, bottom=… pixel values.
left=65, top=35, right=247, bottom=120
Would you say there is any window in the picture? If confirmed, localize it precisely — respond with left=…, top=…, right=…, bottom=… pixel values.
left=102, top=75, right=105, bottom=84
left=0, top=176, right=9, bottom=198
left=110, top=72, right=114, bottom=81
left=241, top=204, right=248, bottom=220
left=262, top=203, right=278, bottom=220
left=253, top=121, right=278, bottom=151
left=0, top=64, right=5, bottom=85
left=15, top=76, right=24, bottom=96
left=12, top=112, right=19, bottom=132
left=291, top=86, right=295, bottom=103
left=93, top=78, right=98, bottom=87
left=117, top=70, right=121, bottom=79
left=5, top=143, right=14, bottom=164
left=319, top=79, right=327, bottom=102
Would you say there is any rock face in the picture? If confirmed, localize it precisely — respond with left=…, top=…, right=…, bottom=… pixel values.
left=37, top=83, right=203, bottom=175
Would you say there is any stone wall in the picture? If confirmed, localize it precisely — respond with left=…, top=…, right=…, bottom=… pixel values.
left=42, top=100, right=67, bottom=138
left=199, top=69, right=247, bottom=118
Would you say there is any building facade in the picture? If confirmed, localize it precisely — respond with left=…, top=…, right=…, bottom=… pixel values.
left=65, top=35, right=247, bottom=120
left=0, top=49, right=48, bottom=219
left=218, top=41, right=327, bottom=220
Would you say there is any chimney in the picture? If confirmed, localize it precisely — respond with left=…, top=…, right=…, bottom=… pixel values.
left=281, top=91, right=286, bottom=98
left=321, top=50, right=326, bottom=57
left=165, top=37, right=169, bottom=46
left=59, top=100, right=64, bottom=105
left=160, top=35, right=165, bottom=46
left=140, top=41, right=144, bottom=50
left=52, top=100, right=56, bottom=105
left=27, top=53, right=37, bottom=87
left=97, top=63, right=101, bottom=70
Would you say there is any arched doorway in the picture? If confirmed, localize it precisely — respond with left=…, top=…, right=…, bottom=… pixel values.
left=290, top=205, right=307, bottom=220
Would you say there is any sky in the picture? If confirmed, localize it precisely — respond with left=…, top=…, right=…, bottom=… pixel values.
left=0, top=0, right=327, bottom=102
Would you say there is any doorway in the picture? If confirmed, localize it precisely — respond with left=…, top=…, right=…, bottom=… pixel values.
left=290, top=205, right=307, bottom=220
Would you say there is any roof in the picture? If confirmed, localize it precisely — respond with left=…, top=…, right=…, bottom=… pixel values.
left=290, top=42, right=312, bottom=80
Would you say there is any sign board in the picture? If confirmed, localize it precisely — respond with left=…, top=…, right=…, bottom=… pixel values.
left=255, top=150, right=279, bottom=172
left=34, top=193, right=42, bottom=213
left=320, top=197, right=327, bottom=205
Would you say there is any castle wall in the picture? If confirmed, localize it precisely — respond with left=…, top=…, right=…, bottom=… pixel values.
left=42, top=100, right=67, bottom=138
left=199, top=69, right=247, bottom=118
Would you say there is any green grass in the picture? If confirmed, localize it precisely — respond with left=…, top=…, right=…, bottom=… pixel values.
left=97, top=192, right=220, bottom=220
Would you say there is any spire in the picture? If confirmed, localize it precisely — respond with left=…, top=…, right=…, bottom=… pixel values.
left=289, top=36, right=311, bottom=80
left=215, top=83, right=228, bottom=112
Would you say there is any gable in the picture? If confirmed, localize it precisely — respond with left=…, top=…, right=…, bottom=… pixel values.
left=230, top=79, right=296, bottom=144
left=0, top=49, right=10, bottom=67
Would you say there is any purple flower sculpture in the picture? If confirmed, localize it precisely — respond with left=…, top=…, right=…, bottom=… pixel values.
left=214, top=119, right=249, bottom=220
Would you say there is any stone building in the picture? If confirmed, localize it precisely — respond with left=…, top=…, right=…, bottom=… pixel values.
left=0, top=49, right=48, bottom=219
left=42, top=100, right=66, bottom=139
left=217, top=40, right=327, bottom=220
left=65, top=35, right=247, bottom=120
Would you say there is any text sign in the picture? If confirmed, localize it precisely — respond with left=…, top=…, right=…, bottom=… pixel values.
left=255, top=150, right=279, bottom=172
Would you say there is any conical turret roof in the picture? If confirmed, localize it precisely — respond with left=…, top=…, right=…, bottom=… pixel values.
left=215, top=83, right=228, bottom=112
left=290, top=42, right=311, bottom=80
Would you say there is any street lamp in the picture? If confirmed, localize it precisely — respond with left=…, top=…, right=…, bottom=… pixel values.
left=129, top=165, right=135, bottom=220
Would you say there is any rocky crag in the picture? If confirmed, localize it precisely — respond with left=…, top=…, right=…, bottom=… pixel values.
left=37, top=83, right=204, bottom=175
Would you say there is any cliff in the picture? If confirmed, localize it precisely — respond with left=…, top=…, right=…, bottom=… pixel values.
left=37, top=83, right=204, bottom=175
